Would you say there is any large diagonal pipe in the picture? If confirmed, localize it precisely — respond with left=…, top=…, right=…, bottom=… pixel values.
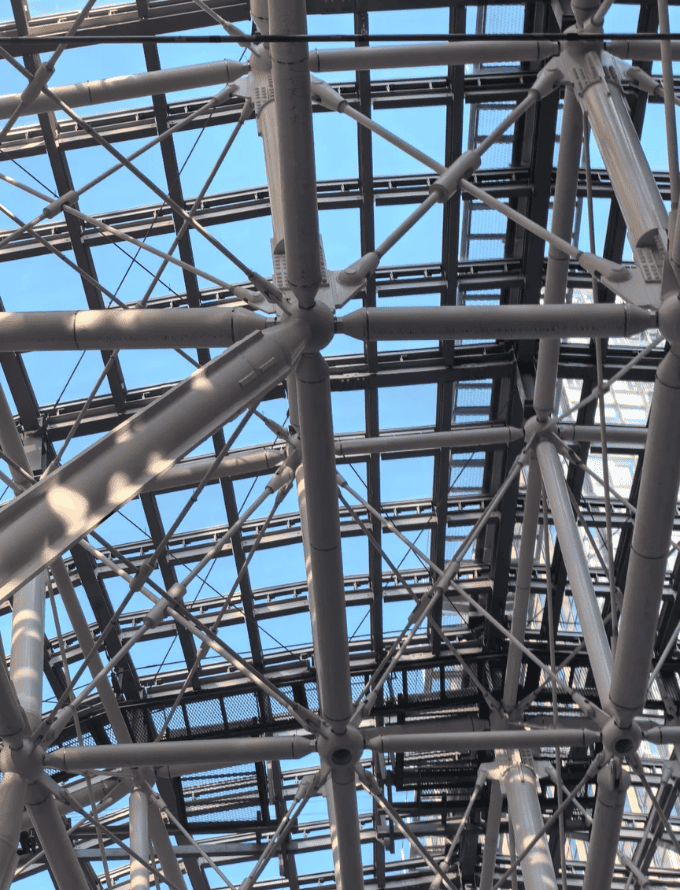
left=610, top=333, right=680, bottom=726
left=0, top=320, right=309, bottom=603
left=536, top=437, right=613, bottom=707
left=27, top=784, right=90, bottom=890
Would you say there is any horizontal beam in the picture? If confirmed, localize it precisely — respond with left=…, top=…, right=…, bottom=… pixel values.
left=0, top=307, right=269, bottom=351
left=337, top=304, right=655, bottom=342
left=44, top=736, right=315, bottom=771
left=367, top=727, right=602, bottom=752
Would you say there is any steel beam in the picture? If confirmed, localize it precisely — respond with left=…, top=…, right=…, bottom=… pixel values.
left=27, top=786, right=90, bottom=890
left=503, top=753, right=558, bottom=890
left=267, top=0, right=321, bottom=308
left=502, top=457, right=542, bottom=711
left=610, top=343, right=680, bottom=726
left=582, top=761, right=631, bottom=890
left=0, top=320, right=308, bottom=603
left=45, top=736, right=315, bottom=772
left=338, top=304, right=654, bottom=342
left=536, top=437, right=613, bottom=707
left=147, top=802, right=188, bottom=890
left=367, top=728, right=601, bottom=753
left=0, top=771, right=26, bottom=890
left=130, top=788, right=150, bottom=890
left=0, top=307, right=264, bottom=351
left=565, top=46, right=668, bottom=251
left=294, top=352, right=352, bottom=731
left=533, top=89, right=583, bottom=422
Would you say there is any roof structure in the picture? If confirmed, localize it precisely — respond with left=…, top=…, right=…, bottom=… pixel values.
left=0, top=1, right=678, bottom=889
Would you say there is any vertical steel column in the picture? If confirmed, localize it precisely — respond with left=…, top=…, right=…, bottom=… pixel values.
left=533, top=89, right=583, bottom=421
left=295, top=353, right=363, bottom=890
left=582, top=760, right=630, bottom=890
left=268, top=0, right=322, bottom=307
left=536, top=438, right=613, bottom=707
left=295, top=353, right=352, bottom=730
left=10, top=574, right=45, bottom=731
left=503, top=754, right=558, bottom=890
left=130, top=788, right=151, bottom=890
left=479, top=780, right=503, bottom=890
left=609, top=344, right=680, bottom=725
left=502, top=457, right=542, bottom=711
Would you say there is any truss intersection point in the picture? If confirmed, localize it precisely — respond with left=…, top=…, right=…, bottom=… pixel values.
left=0, top=1, right=679, bottom=889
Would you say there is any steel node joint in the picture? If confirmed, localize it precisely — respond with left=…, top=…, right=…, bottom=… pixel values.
left=290, top=302, right=335, bottom=353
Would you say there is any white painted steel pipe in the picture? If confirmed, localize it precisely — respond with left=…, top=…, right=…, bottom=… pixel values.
left=0, top=771, right=25, bottom=890
left=566, top=47, right=668, bottom=248
left=367, top=728, right=601, bottom=753
left=503, top=458, right=542, bottom=711
left=0, top=308, right=269, bottom=352
left=10, top=573, right=45, bottom=731
left=130, top=788, right=150, bottom=890
left=252, top=66, right=286, bottom=253
left=504, top=757, right=558, bottom=890
left=325, top=777, right=365, bottom=890
left=143, top=426, right=523, bottom=493
left=608, top=39, right=680, bottom=62
left=309, top=41, right=559, bottom=72
left=536, top=438, right=613, bottom=707
left=295, top=353, right=353, bottom=731
left=27, top=788, right=90, bottom=890
left=0, top=59, right=248, bottom=121
left=268, top=0, right=322, bottom=308
left=0, top=44, right=562, bottom=125
left=0, top=319, right=309, bottom=604
left=610, top=347, right=680, bottom=726
left=147, top=803, right=188, bottom=890
left=582, top=761, right=631, bottom=890
left=45, top=736, right=316, bottom=771
left=337, top=304, right=654, bottom=342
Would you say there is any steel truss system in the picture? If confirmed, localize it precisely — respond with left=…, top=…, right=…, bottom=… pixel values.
left=2, top=0, right=680, bottom=889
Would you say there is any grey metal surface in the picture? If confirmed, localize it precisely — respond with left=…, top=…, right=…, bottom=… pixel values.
left=0, top=2, right=677, bottom=890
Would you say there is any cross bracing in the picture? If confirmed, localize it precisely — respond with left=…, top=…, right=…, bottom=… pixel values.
left=1, top=0, right=680, bottom=889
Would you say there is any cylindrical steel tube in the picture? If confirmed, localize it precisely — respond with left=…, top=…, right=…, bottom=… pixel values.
left=10, top=572, right=46, bottom=731
left=505, top=759, right=558, bottom=890
left=537, top=438, right=613, bottom=707
left=337, top=304, right=654, bottom=342
left=268, top=0, right=322, bottom=307
left=533, top=89, right=583, bottom=421
left=130, top=788, right=150, bottom=890
left=367, top=728, right=601, bottom=753
left=572, top=49, right=668, bottom=248
left=44, top=736, right=315, bottom=771
left=503, top=458, right=543, bottom=710
left=295, top=353, right=352, bottom=731
left=583, top=761, right=631, bottom=890
left=0, top=319, right=308, bottom=604
left=610, top=348, right=680, bottom=726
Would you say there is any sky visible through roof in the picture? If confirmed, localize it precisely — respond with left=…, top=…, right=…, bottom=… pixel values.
left=0, top=0, right=677, bottom=886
